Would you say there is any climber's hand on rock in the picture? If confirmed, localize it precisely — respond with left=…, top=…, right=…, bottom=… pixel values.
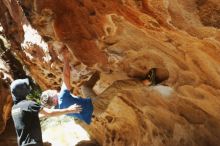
left=61, top=45, right=70, bottom=59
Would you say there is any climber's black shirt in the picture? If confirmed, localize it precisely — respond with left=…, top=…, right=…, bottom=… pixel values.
left=11, top=100, right=43, bottom=146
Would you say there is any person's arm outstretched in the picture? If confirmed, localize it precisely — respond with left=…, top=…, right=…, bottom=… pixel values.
left=62, top=46, right=72, bottom=90
left=39, top=104, right=82, bottom=118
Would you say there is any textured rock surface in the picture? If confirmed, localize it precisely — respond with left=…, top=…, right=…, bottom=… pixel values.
left=0, top=58, right=12, bottom=135
left=0, top=118, right=17, bottom=146
left=1, top=0, right=220, bottom=146
left=0, top=36, right=13, bottom=134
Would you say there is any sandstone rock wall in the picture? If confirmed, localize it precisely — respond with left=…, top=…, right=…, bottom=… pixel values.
left=0, top=59, right=12, bottom=134
left=0, top=37, right=12, bottom=134
left=0, top=0, right=220, bottom=146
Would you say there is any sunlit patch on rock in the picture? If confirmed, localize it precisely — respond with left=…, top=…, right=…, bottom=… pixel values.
left=41, top=116, right=90, bottom=146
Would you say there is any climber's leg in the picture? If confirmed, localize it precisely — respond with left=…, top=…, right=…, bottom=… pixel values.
left=81, top=71, right=105, bottom=115
left=81, top=71, right=100, bottom=98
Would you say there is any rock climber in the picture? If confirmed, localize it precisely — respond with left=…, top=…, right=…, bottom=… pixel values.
left=40, top=46, right=100, bottom=124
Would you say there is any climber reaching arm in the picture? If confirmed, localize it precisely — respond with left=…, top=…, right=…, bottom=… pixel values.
left=39, top=104, right=82, bottom=118
left=62, top=45, right=71, bottom=90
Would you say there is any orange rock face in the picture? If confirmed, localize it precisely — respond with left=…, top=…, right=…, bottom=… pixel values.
left=1, top=0, right=220, bottom=146
left=0, top=54, right=12, bottom=135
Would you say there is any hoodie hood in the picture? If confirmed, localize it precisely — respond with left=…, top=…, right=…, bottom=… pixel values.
left=10, top=78, right=31, bottom=104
